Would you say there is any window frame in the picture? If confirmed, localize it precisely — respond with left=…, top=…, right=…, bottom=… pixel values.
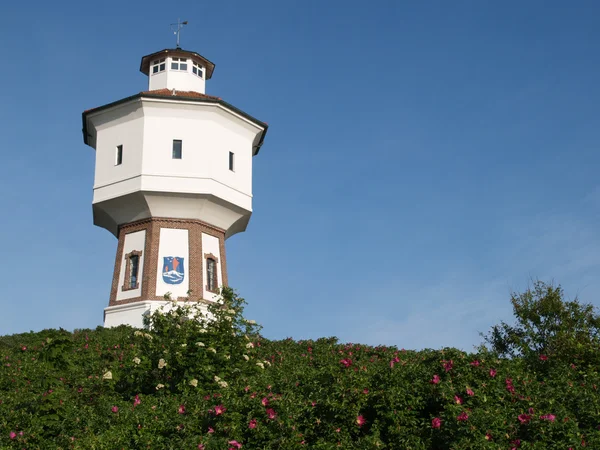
left=172, top=139, right=182, bottom=159
left=115, top=145, right=123, bottom=166
left=122, top=250, right=143, bottom=291
left=192, top=61, right=204, bottom=78
left=170, top=57, right=188, bottom=71
left=151, top=58, right=166, bottom=74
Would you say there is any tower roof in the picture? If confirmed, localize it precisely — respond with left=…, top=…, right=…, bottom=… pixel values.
left=140, top=48, right=215, bottom=79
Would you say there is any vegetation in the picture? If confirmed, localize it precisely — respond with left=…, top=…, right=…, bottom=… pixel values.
left=1, top=283, right=599, bottom=449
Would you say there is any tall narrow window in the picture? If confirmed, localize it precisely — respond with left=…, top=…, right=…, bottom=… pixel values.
left=229, top=151, right=235, bottom=171
left=172, top=140, right=182, bottom=159
left=115, top=145, right=123, bottom=166
left=129, top=254, right=139, bottom=289
left=205, top=254, right=219, bottom=293
left=122, top=250, right=142, bottom=291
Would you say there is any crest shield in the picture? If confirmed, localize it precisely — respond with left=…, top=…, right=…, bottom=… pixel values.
left=162, top=256, right=184, bottom=285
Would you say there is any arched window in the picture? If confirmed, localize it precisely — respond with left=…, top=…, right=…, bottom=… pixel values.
left=205, top=254, right=219, bottom=293
left=122, top=250, right=142, bottom=291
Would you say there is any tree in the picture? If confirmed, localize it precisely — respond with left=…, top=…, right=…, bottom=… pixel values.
left=482, top=280, right=600, bottom=366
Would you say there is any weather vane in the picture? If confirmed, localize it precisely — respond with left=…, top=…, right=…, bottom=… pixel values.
left=170, top=18, right=188, bottom=49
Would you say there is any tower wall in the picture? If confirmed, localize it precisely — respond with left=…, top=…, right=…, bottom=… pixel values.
left=108, top=217, right=228, bottom=308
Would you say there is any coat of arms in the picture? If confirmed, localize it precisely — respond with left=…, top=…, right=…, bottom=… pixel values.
left=162, top=256, right=184, bottom=285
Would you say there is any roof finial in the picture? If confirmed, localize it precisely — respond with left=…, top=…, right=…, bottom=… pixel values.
left=170, top=18, right=188, bottom=49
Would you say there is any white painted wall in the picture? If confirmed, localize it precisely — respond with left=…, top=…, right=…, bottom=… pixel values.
left=91, top=101, right=144, bottom=193
left=201, top=233, right=222, bottom=301
left=155, top=228, right=189, bottom=299
left=116, top=230, right=146, bottom=301
left=141, top=101, right=256, bottom=196
left=148, top=70, right=168, bottom=91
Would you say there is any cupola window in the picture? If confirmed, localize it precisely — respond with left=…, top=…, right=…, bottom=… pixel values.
left=192, top=61, right=204, bottom=78
left=171, top=57, right=188, bottom=71
left=151, top=58, right=166, bottom=74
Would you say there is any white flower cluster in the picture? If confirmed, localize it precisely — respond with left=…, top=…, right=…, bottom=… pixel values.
left=132, top=357, right=141, bottom=365
left=158, top=358, right=167, bottom=369
left=134, top=330, right=153, bottom=340
left=102, top=371, right=113, bottom=380
left=189, top=379, right=198, bottom=387
left=214, top=375, right=228, bottom=388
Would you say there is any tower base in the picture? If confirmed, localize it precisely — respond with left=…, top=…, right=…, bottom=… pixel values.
left=104, top=300, right=211, bottom=328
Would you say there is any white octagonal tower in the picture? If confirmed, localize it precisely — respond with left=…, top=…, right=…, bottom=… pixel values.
left=82, top=48, right=268, bottom=328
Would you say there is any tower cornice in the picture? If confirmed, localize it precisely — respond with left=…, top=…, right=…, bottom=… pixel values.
left=82, top=90, right=269, bottom=155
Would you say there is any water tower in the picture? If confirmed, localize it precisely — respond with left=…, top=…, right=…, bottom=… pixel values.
left=82, top=28, right=268, bottom=327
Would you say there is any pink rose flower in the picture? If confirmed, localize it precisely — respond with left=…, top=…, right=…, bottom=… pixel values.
left=431, top=417, right=441, bottom=428
left=443, top=360, right=453, bottom=372
left=356, top=415, right=366, bottom=427
left=518, top=414, right=532, bottom=424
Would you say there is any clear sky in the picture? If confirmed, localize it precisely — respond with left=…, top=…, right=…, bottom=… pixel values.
left=1, top=0, right=599, bottom=351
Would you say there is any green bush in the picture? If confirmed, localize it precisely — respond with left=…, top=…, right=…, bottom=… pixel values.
left=1, top=286, right=599, bottom=448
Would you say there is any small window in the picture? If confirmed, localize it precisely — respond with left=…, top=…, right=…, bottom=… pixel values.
left=171, top=57, right=188, bottom=71
left=206, top=257, right=217, bottom=292
left=115, top=145, right=123, bottom=166
left=192, top=61, right=204, bottom=78
left=229, top=151, right=235, bottom=171
left=151, top=58, right=166, bottom=74
left=172, top=140, right=182, bottom=159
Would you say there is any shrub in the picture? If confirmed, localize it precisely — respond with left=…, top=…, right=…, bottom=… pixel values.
left=0, top=285, right=599, bottom=448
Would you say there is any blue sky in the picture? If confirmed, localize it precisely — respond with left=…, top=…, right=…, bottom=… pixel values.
left=1, top=1, right=599, bottom=350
